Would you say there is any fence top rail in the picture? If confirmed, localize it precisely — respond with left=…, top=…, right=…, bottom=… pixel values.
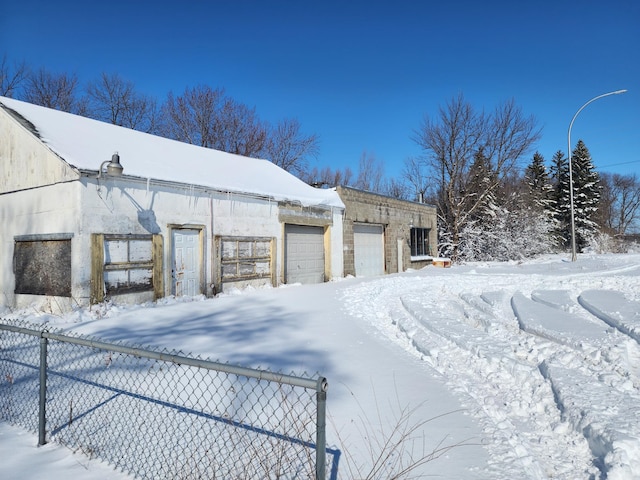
left=0, top=321, right=327, bottom=393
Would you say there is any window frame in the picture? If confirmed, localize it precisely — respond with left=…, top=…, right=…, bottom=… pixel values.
left=214, top=236, right=275, bottom=291
left=410, top=227, right=431, bottom=259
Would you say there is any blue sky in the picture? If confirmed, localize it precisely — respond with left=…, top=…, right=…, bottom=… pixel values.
left=2, top=0, right=639, bottom=179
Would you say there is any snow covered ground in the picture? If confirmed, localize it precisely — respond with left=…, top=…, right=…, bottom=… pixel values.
left=2, top=253, right=640, bottom=479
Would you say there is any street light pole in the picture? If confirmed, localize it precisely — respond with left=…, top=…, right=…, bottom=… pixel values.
left=567, top=89, right=627, bottom=261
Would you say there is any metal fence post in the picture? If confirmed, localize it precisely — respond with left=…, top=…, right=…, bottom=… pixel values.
left=38, top=334, right=48, bottom=446
left=316, top=377, right=328, bottom=480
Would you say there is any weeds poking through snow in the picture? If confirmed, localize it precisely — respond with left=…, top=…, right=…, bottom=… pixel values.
left=330, top=382, right=477, bottom=479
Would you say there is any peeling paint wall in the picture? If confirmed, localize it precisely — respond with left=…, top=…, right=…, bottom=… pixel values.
left=0, top=181, right=82, bottom=311
left=1, top=106, right=345, bottom=311
left=78, top=177, right=286, bottom=302
left=0, top=107, right=79, bottom=193
left=1, top=172, right=345, bottom=311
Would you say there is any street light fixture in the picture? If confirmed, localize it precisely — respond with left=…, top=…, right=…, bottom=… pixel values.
left=567, top=89, right=627, bottom=261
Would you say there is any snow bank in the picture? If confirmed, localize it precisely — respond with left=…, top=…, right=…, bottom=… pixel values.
left=3, top=254, right=640, bottom=479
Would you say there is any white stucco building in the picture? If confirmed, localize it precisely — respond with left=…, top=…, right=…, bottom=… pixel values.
left=0, top=97, right=344, bottom=312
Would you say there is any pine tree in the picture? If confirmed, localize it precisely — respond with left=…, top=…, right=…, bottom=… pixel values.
left=458, top=149, right=499, bottom=259
left=519, top=152, right=558, bottom=251
left=524, top=152, right=554, bottom=212
left=571, top=140, right=601, bottom=251
left=549, top=150, right=571, bottom=247
left=464, top=148, right=498, bottom=222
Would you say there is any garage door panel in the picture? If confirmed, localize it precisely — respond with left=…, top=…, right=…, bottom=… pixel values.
left=354, top=224, right=384, bottom=277
left=285, top=225, right=325, bottom=284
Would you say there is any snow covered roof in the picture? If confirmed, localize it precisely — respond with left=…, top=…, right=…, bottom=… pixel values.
left=0, top=96, right=344, bottom=209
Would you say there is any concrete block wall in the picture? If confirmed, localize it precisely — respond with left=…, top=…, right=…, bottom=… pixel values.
left=336, top=186, right=437, bottom=276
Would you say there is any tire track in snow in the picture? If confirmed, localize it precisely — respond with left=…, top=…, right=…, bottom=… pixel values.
left=578, top=290, right=640, bottom=345
left=341, top=277, right=536, bottom=479
left=340, top=262, right=640, bottom=479
left=521, top=290, right=640, bottom=390
left=511, top=292, right=610, bottom=350
left=539, top=360, right=640, bottom=478
left=511, top=290, right=640, bottom=478
left=397, top=294, right=597, bottom=479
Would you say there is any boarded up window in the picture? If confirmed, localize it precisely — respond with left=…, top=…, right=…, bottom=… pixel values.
left=91, top=234, right=163, bottom=303
left=104, top=267, right=154, bottom=295
left=215, top=236, right=274, bottom=290
left=14, top=235, right=72, bottom=296
left=104, top=236, right=153, bottom=294
left=105, top=239, right=152, bottom=264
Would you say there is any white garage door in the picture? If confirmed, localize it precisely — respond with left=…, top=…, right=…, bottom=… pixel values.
left=285, top=225, right=325, bottom=284
left=353, top=224, right=385, bottom=277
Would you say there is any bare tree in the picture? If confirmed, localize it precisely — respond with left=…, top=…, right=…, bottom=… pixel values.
left=300, top=165, right=354, bottom=188
left=353, top=150, right=385, bottom=192
left=412, top=94, right=541, bottom=259
left=613, top=173, right=640, bottom=234
left=302, top=152, right=404, bottom=197
left=264, top=118, right=319, bottom=175
left=217, top=100, right=267, bottom=157
left=0, top=54, right=28, bottom=97
left=381, top=177, right=411, bottom=200
left=159, top=85, right=267, bottom=157
left=486, top=99, right=541, bottom=174
left=22, top=68, right=86, bottom=114
left=402, top=156, right=432, bottom=202
left=412, top=95, right=485, bottom=258
left=86, top=72, right=158, bottom=133
left=159, top=85, right=225, bottom=147
left=599, top=172, right=640, bottom=235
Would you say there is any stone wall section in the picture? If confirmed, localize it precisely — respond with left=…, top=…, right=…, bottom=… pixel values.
left=336, top=186, right=437, bottom=276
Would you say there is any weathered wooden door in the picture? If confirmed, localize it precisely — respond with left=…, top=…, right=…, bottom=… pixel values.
left=172, top=229, right=201, bottom=296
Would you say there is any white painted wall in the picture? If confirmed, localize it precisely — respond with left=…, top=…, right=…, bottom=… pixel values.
left=1, top=177, right=287, bottom=309
left=0, top=183, right=81, bottom=311
left=0, top=108, right=78, bottom=194
left=78, top=176, right=287, bottom=299
left=329, top=210, right=344, bottom=280
left=0, top=107, right=345, bottom=311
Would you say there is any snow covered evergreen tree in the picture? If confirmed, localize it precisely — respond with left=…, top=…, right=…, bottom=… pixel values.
left=571, top=140, right=601, bottom=251
left=549, top=150, right=571, bottom=247
left=524, top=152, right=554, bottom=211
left=519, top=151, right=558, bottom=252
left=458, top=149, right=501, bottom=260
left=464, top=148, right=498, bottom=222
left=457, top=150, right=557, bottom=262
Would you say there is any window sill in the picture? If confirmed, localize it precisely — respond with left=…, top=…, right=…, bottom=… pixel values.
left=410, top=255, right=433, bottom=262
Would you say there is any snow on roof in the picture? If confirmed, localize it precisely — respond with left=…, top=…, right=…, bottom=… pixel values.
left=0, top=96, right=344, bottom=209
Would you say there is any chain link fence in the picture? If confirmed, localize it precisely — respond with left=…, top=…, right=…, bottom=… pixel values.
left=0, top=319, right=338, bottom=479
